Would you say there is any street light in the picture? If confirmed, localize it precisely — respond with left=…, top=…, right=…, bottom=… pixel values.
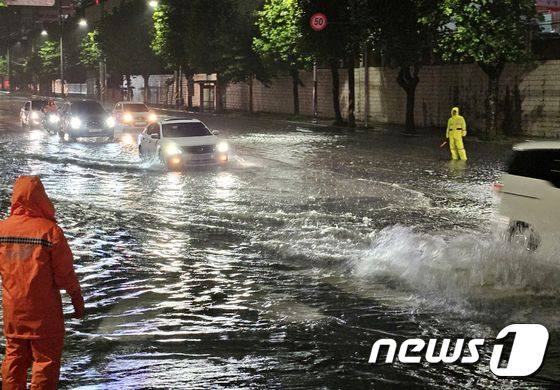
left=41, top=30, right=48, bottom=37
left=149, top=1, right=159, bottom=9
left=78, top=19, right=87, bottom=28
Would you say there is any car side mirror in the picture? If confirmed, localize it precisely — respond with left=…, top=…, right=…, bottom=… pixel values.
left=150, top=133, right=160, bottom=140
left=212, top=130, right=219, bottom=136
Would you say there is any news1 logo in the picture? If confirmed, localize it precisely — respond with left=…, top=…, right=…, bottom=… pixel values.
left=369, top=324, right=549, bottom=377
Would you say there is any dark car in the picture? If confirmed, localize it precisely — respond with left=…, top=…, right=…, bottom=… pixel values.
left=59, top=100, right=116, bottom=141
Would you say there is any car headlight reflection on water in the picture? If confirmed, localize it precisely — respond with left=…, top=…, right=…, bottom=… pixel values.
left=216, top=142, right=229, bottom=153
left=121, top=133, right=134, bottom=145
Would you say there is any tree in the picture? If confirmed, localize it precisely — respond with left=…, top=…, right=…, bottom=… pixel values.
left=300, top=0, right=371, bottom=126
left=372, top=0, right=439, bottom=134
left=435, top=0, right=536, bottom=138
left=79, top=30, right=102, bottom=67
left=0, top=55, right=6, bottom=76
left=153, top=0, right=265, bottom=111
left=254, top=0, right=312, bottom=115
left=97, top=0, right=163, bottom=103
left=38, top=40, right=60, bottom=78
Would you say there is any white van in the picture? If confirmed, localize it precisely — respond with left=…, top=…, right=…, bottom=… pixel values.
left=496, top=141, right=560, bottom=251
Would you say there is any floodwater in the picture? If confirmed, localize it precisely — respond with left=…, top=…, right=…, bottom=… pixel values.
left=0, top=96, right=558, bottom=389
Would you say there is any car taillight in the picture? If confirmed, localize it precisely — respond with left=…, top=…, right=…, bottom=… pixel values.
left=492, top=182, right=504, bottom=192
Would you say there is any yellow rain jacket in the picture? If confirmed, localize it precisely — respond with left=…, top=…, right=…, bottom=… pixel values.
left=446, top=107, right=467, bottom=160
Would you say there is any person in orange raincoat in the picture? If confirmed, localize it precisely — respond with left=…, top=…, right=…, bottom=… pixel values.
left=0, top=176, right=84, bottom=390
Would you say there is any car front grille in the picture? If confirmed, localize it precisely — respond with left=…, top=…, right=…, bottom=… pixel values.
left=87, top=120, right=102, bottom=128
left=182, top=145, right=215, bottom=154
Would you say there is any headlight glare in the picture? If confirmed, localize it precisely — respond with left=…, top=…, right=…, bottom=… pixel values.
left=31, top=111, right=40, bottom=120
left=48, top=114, right=60, bottom=123
left=70, top=117, right=81, bottom=129
left=165, top=144, right=182, bottom=156
left=148, top=113, right=157, bottom=122
left=123, top=113, right=133, bottom=122
left=106, top=117, right=116, bottom=128
left=216, top=142, right=229, bottom=153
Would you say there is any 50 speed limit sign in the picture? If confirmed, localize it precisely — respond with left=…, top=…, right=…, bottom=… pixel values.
left=310, top=12, right=327, bottom=32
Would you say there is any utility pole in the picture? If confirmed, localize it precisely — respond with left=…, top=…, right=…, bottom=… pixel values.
left=7, top=47, right=12, bottom=92
left=58, top=0, right=64, bottom=96
left=312, top=61, right=318, bottom=124
left=364, top=44, right=369, bottom=129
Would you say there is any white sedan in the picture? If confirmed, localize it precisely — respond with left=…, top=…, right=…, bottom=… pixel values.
left=138, top=118, right=229, bottom=168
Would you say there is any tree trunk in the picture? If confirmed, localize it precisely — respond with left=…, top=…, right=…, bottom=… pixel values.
left=215, top=77, right=225, bottom=113
left=479, top=62, right=504, bottom=139
left=329, top=58, right=343, bottom=125
left=143, top=74, right=150, bottom=104
left=347, top=52, right=356, bottom=127
left=290, top=68, right=300, bottom=115
left=249, top=74, right=254, bottom=114
left=186, top=73, right=194, bottom=110
left=396, top=65, right=420, bottom=134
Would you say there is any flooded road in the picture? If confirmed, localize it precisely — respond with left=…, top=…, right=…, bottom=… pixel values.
left=0, top=96, right=558, bottom=389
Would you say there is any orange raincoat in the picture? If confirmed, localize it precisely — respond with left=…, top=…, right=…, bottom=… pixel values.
left=0, top=176, right=83, bottom=390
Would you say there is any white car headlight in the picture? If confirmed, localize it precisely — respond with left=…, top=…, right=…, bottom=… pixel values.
left=148, top=113, right=157, bottom=122
left=164, top=144, right=182, bottom=156
left=122, top=113, right=133, bottom=123
left=48, top=114, right=60, bottom=123
left=216, top=142, right=229, bottom=153
left=106, top=117, right=116, bottom=128
left=70, top=117, right=82, bottom=129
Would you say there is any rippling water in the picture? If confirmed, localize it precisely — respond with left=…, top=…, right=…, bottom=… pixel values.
left=0, top=99, right=558, bottom=389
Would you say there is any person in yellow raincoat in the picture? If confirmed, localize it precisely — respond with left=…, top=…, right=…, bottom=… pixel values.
left=446, top=107, right=467, bottom=160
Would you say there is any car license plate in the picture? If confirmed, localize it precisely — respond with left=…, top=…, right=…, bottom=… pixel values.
left=134, top=122, right=147, bottom=126
left=189, top=153, right=213, bottom=161
left=89, top=128, right=103, bottom=133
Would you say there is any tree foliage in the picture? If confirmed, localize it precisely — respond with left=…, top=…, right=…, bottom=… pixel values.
left=152, top=0, right=263, bottom=83
left=0, top=55, right=7, bottom=76
left=97, top=0, right=163, bottom=77
left=79, top=30, right=102, bottom=67
left=253, top=0, right=311, bottom=72
left=436, top=0, right=535, bottom=67
left=38, top=40, right=60, bottom=77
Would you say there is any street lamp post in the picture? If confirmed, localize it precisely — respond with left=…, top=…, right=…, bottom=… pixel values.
left=58, top=0, right=64, bottom=97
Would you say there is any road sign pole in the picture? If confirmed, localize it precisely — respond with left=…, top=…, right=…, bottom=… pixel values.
left=312, top=61, right=318, bottom=124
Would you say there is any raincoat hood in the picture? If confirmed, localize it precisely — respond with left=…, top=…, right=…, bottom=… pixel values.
left=451, top=107, right=460, bottom=116
left=10, top=176, right=56, bottom=221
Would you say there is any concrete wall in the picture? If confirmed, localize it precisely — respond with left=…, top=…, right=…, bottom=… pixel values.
left=224, top=61, right=560, bottom=138
left=225, top=69, right=348, bottom=118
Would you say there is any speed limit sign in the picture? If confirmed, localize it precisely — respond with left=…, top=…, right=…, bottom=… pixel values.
left=310, top=12, right=327, bottom=32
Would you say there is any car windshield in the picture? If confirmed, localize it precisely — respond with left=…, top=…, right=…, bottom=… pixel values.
left=123, top=104, right=149, bottom=112
left=32, top=100, right=48, bottom=110
left=72, top=102, right=106, bottom=115
left=162, top=122, right=212, bottom=137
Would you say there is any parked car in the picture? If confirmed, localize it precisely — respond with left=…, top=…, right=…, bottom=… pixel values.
left=138, top=118, right=229, bottom=168
left=59, top=100, right=116, bottom=141
left=20, top=99, right=48, bottom=129
left=112, top=101, right=157, bottom=138
left=495, top=141, right=560, bottom=251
